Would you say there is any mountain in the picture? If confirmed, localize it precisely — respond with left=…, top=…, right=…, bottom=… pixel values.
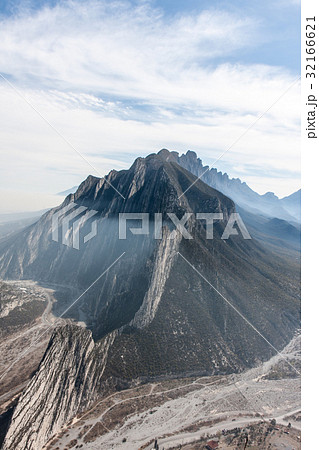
left=157, top=149, right=300, bottom=251
left=0, top=210, right=47, bottom=223
left=280, top=189, right=301, bottom=222
left=0, top=210, right=48, bottom=240
left=159, top=149, right=300, bottom=223
left=237, top=207, right=301, bottom=253
left=57, top=186, right=78, bottom=196
left=1, top=152, right=300, bottom=449
left=0, top=217, right=41, bottom=241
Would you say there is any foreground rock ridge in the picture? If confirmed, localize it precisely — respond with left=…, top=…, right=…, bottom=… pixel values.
left=1, top=151, right=300, bottom=449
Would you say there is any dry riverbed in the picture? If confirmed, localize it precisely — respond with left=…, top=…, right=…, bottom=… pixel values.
left=45, top=334, right=300, bottom=450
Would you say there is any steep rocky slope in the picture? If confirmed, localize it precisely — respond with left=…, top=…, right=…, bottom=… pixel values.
left=160, top=149, right=300, bottom=223
left=1, top=152, right=300, bottom=449
left=3, top=325, right=118, bottom=450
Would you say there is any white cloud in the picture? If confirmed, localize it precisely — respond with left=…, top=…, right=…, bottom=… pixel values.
left=0, top=83, right=300, bottom=199
left=0, top=0, right=300, bottom=209
left=0, top=2, right=258, bottom=102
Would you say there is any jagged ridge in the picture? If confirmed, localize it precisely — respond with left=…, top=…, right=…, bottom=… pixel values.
left=1, top=152, right=300, bottom=449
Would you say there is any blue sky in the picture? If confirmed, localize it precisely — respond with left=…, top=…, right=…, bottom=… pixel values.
left=0, top=0, right=301, bottom=72
left=155, top=0, right=301, bottom=72
left=0, top=0, right=301, bottom=212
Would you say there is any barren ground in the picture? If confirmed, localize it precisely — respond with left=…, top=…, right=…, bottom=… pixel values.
left=0, top=280, right=301, bottom=449
left=44, top=334, right=300, bottom=450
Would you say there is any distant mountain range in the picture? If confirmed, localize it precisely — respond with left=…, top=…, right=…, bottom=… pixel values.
left=57, top=186, right=78, bottom=196
left=0, top=151, right=300, bottom=249
left=280, top=189, right=301, bottom=222
left=158, top=149, right=300, bottom=223
left=57, top=150, right=301, bottom=224
left=164, top=149, right=301, bottom=251
left=0, top=210, right=48, bottom=240
left=1, top=150, right=300, bottom=449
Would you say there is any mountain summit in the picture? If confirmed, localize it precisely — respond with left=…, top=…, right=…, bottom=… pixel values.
left=157, top=149, right=300, bottom=223
left=1, top=152, right=300, bottom=449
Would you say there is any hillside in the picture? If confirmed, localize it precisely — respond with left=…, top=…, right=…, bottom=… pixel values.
left=1, top=152, right=300, bottom=449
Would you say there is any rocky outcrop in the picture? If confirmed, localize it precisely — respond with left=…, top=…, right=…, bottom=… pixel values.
left=0, top=151, right=300, bottom=449
left=131, top=227, right=181, bottom=328
left=3, top=325, right=117, bottom=450
left=158, top=149, right=300, bottom=223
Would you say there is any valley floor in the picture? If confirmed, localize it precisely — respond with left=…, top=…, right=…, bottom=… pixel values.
left=0, top=281, right=57, bottom=409
left=0, top=279, right=83, bottom=409
left=45, top=334, right=301, bottom=450
left=0, top=280, right=301, bottom=450
left=0, top=280, right=75, bottom=444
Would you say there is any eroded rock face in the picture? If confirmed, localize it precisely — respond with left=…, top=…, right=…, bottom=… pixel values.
left=1, top=152, right=300, bottom=449
left=131, top=227, right=181, bottom=328
left=169, top=149, right=299, bottom=223
left=3, top=325, right=117, bottom=450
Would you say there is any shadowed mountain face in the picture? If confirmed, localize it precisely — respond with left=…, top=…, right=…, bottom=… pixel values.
left=159, top=149, right=300, bottom=224
left=0, top=153, right=299, bottom=341
left=156, top=149, right=300, bottom=251
left=0, top=154, right=235, bottom=338
left=1, top=153, right=300, bottom=449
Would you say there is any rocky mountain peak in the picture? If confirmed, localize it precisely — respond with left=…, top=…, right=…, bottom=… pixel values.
left=149, top=149, right=300, bottom=223
left=0, top=149, right=300, bottom=450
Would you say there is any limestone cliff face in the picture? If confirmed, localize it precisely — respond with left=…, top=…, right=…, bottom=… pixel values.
left=3, top=325, right=117, bottom=450
left=0, top=152, right=300, bottom=450
left=131, top=227, right=181, bottom=328
left=0, top=153, right=234, bottom=338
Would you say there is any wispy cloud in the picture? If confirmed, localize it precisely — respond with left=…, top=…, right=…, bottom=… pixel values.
left=0, top=1, right=258, bottom=95
left=0, top=0, right=300, bottom=209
